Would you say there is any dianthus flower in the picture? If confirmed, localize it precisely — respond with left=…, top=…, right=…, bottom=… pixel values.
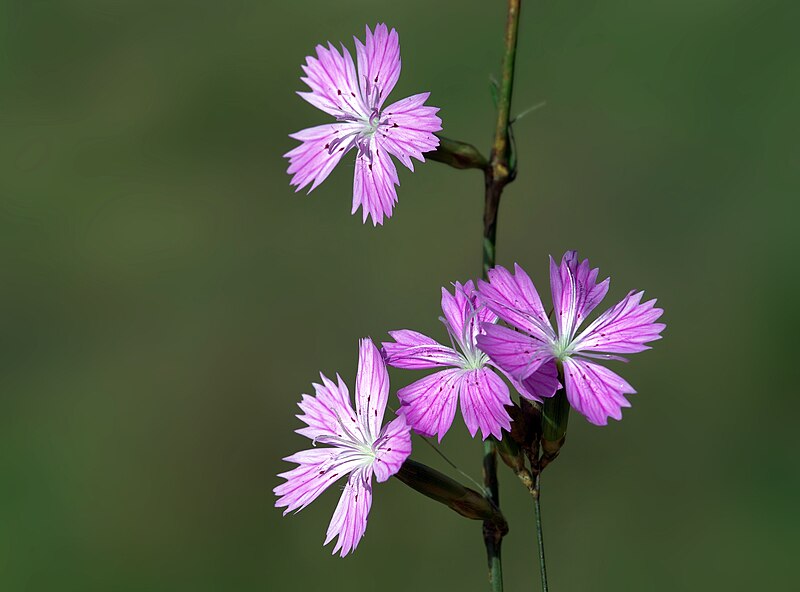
left=476, top=251, right=665, bottom=425
left=285, top=23, right=442, bottom=225
left=382, top=281, right=516, bottom=441
left=274, top=338, right=412, bottom=556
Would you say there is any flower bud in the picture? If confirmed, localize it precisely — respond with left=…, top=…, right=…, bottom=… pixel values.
left=541, top=389, right=569, bottom=464
left=496, top=434, right=526, bottom=474
left=395, top=459, right=507, bottom=532
left=427, top=135, right=488, bottom=170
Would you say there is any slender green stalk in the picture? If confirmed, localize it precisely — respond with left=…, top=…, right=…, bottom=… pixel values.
left=482, top=438, right=503, bottom=591
left=532, top=475, right=549, bottom=592
left=419, top=435, right=487, bottom=495
left=489, top=0, right=521, bottom=183
left=480, top=1, right=522, bottom=590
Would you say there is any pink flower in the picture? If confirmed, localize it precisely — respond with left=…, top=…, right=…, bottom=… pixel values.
left=476, top=251, right=665, bottom=426
left=274, top=338, right=412, bottom=556
left=382, top=281, right=515, bottom=441
left=285, top=23, right=442, bottom=225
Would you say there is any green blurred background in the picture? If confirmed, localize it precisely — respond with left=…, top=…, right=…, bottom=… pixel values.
left=1, top=0, right=797, bottom=590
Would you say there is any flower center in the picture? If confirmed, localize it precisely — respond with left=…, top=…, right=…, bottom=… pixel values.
left=551, top=335, right=574, bottom=361
left=362, top=109, right=382, bottom=136
left=356, top=442, right=377, bottom=460
left=459, top=338, right=488, bottom=370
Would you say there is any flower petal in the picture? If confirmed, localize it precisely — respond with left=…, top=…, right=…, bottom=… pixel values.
left=352, top=139, right=399, bottom=225
left=372, top=414, right=413, bottom=482
left=354, top=24, right=401, bottom=110
left=298, top=42, right=367, bottom=118
left=511, top=360, right=560, bottom=402
left=476, top=323, right=553, bottom=381
left=397, top=368, right=462, bottom=441
left=562, top=357, right=635, bottom=426
left=572, top=290, right=665, bottom=354
left=459, top=368, right=513, bottom=440
left=440, top=280, right=497, bottom=352
left=355, top=338, right=390, bottom=441
left=324, top=468, right=373, bottom=557
left=285, top=123, right=361, bottom=193
left=382, top=330, right=461, bottom=369
left=379, top=92, right=442, bottom=171
left=478, top=264, right=556, bottom=343
left=295, top=372, right=357, bottom=441
left=274, top=448, right=367, bottom=515
left=549, top=251, right=610, bottom=341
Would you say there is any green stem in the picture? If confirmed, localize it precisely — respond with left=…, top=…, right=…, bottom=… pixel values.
left=489, top=0, right=521, bottom=181
left=486, top=530, right=504, bottom=592
left=482, top=438, right=503, bottom=591
left=532, top=475, right=549, bottom=592
left=481, top=1, right=522, bottom=591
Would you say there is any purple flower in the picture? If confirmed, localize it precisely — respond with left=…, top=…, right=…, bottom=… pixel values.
left=285, top=23, right=442, bottom=226
left=382, top=281, right=515, bottom=441
left=476, top=251, right=665, bottom=426
left=274, top=338, right=412, bottom=556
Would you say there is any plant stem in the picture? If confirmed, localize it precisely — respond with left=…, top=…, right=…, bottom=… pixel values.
left=482, top=441, right=504, bottom=591
left=489, top=0, right=521, bottom=183
left=481, top=1, right=522, bottom=591
left=532, top=474, right=549, bottom=592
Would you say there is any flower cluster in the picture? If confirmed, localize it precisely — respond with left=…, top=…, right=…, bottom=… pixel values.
left=277, top=23, right=665, bottom=559
left=276, top=254, right=663, bottom=555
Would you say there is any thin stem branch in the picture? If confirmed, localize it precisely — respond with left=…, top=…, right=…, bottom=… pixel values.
left=490, top=0, right=521, bottom=180
left=532, top=474, right=549, bottom=592
left=481, top=1, right=522, bottom=591
left=419, top=434, right=488, bottom=495
left=482, top=439, right=503, bottom=591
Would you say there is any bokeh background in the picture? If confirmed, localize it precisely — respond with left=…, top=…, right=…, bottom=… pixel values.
left=1, top=0, right=798, bottom=590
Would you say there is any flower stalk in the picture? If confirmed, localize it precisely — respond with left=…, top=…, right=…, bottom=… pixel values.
left=532, top=474, right=549, bottom=592
left=480, top=1, right=522, bottom=591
